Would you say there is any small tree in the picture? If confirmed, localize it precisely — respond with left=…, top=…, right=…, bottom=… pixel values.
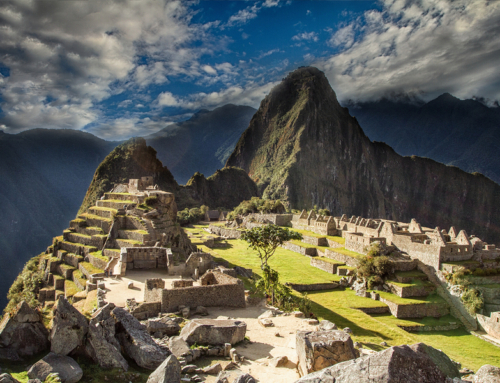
left=240, top=224, right=302, bottom=269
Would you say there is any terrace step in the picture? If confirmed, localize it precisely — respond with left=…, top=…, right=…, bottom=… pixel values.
left=57, top=263, right=76, bottom=279
left=394, top=271, right=429, bottom=283
left=64, top=280, right=82, bottom=298
left=386, top=281, right=436, bottom=298
left=118, top=229, right=150, bottom=243
left=75, top=226, right=105, bottom=236
left=377, top=292, right=449, bottom=319
left=88, top=206, right=118, bottom=219
left=103, top=248, right=121, bottom=258
left=53, top=275, right=65, bottom=290
left=78, top=261, right=105, bottom=281
left=104, top=192, right=138, bottom=202
left=59, top=240, right=97, bottom=256
left=116, top=238, right=142, bottom=248
left=61, top=252, right=84, bottom=268
left=78, top=213, right=112, bottom=233
left=96, top=199, right=135, bottom=210
left=72, top=270, right=87, bottom=291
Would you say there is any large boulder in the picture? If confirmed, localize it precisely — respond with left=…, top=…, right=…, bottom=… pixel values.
left=474, top=365, right=500, bottom=383
left=296, top=330, right=357, bottom=377
left=167, top=336, right=190, bottom=358
left=50, top=297, right=89, bottom=356
left=147, top=317, right=181, bottom=337
left=0, top=301, right=49, bottom=360
left=294, top=344, right=449, bottom=383
left=0, top=373, right=20, bottom=383
left=27, top=352, right=83, bottom=383
left=87, top=303, right=128, bottom=371
left=147, top=355, right=181, bottom=383
left=112, top=307, right=169, bottom=370
left=232, top=374, right=256, bottom=383
left=180, top=319, right=246, bottom=346
left=409, top=343, right=460, bottom=379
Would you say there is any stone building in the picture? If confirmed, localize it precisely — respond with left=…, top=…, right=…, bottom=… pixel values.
left=291, top=210, right=337, bottom=236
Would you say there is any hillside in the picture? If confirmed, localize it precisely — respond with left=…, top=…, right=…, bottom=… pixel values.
left=146, top=104, right=256, bottom=184
left=226, top=67, right=500, bottom=244
left=0, top=129, right=117, bottom=310
left=348, top=95, right=500, bottom=184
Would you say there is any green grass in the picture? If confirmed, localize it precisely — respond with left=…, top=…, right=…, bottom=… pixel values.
left=47, top=256, right=60, bottom=263
left=211, top=238, right=340, bottom=284
left=101, top=199, right=135, bottom=204
left=80, top=262, right=104, bottom=275
left=73, top=270, right=87, bottom=287
left=89, top=251, right=110, bottom=262
left=79, top=213, right=113, bottom=222
left=65, top=280, right=80, bottom=297
left=377, top=291, right=445, bottom=305
left=387, top=278, right=434, bottom=288
left=61, top=240, right=96, bottom=250
left=53, top=274, right=64, bottom=281
left=338, top=265, right=356, bottom=271
left=329, top=247, right=365, bottom=260
left=442, top=260, right=481, bottom=267
left=90, top=206, right=119, bottom=212
left=315, top=256, right=345, bottom=265
left=59, top=264, right=76, bottom=272
left=209, top=238, right=500, bottom=371
left=117, top=238, right=142, bottom=245
left=107, top=192, right=132, bottom=195
left=289, top=239, right=328, bottom=250
left=70, top=232, right=91, bottom=240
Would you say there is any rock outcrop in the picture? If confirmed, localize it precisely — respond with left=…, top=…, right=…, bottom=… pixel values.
left=0, top=301, right=49, bottom=360
left=473, top=364, right=500, bottom=383
left=180, top=319, right=247, bottom=346
left=294, top=344, right=451, bottom=383
left=50, top=297, right=89, bottom=356
left=0, top=374, right=20, bottom=383
left=86, top=303, right=128, bottom=371
left=147, top=317, right=181, bottom=337
left=296, top=330, right=357, bottom=377
left=28, top=352, right=83, bottom=383
left=113, top=307, right=169, bottom=370
left=146, top=355, right=181, bottom=383
left=226, top=66, right=500, bottom=244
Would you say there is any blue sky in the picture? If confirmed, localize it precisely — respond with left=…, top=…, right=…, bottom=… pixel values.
left=0, top=0, right=499, bottom=140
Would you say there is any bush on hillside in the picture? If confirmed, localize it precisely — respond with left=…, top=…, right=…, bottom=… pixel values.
left=461, top=288, right=484, bottom=315
left=177, top=205, right=209, bottom=226
left=227, top=197, right=286, bottom=220
left=5, top=254, right=44, bottom=314
left=357, top=256, right=391, bottom=280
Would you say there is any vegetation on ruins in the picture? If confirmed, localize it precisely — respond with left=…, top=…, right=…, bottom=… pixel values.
left=177, top=205, right=209, bottom=226
left=240, top=224, right=302, bottom=269
left=291, top=206, right=331, bottom=216
left=357, top=256, right=391, bottom=290
left=5, top=254, right=44, bottom=314
left=445, top=267, right=485, bottom=314
left=227, top=197, right=286, bottom=220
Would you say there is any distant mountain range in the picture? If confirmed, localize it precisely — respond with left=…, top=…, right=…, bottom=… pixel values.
left=348, top=94, right=500, bottom=184
left=226, top=66, right=500, bottom=244
left=146, top=104, right=256, bottom=184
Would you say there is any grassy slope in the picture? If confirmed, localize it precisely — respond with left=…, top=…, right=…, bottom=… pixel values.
left=193, top=224, right=500, bottom=370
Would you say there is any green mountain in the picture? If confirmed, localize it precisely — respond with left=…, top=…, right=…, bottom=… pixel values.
left=146, top=104, right=256, bottom=184
left=226, top=66, right=500, bottom=244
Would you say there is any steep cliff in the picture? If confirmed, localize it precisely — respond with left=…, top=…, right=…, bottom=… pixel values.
left=226, top=67, right=500, bottom=244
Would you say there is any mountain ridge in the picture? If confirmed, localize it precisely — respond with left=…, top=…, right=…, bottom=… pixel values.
left=226, top=66, right=500, bottom=244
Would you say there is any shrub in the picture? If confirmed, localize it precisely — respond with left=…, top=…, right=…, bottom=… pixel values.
left=176, top=206, right=205, bottom=226
left=357, top=256, right=391, bottom=280
left=461, top=288, right=484, bottom=315
left=367, top=275, right=384, bottom=290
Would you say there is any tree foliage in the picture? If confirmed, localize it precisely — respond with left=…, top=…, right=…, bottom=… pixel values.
left=177, top=205, right=209, bottom=226
left=227, top=197, right=286, bottom=220
left=240, top=224, right=302, bottom=268
left=357, top=255, right=391, bottom=279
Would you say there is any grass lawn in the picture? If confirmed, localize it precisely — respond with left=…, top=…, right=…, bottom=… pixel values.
left=289, top=239, right=329, bottom=250
left=208, top=238, right=500, bottom=371
left=316, top=256, right=345, bottom=265
left=386, top=278, right=434, bottom=288
left=377, top=291, right=446, bottom=305
left=329, top=247, right=365, bottom=260
left=211, top=239, right=339, bottom=284
left=395, top=270, right=428, bottom=279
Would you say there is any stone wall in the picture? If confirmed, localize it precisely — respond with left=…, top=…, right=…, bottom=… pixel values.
left=310, top=258, right=338, bottom=274
left=144, top=278, right=165, bottom=303
left=379, top=298, right=449, bottom=318
left=123, top=247, right=170, bottom=269
left=247, top=213, right=293, bottom=226
left=397, top=323, right=461, bottom=332
left=87, top=253, right=108, bottom=270
left=324, top=249, right=360, bottom=267
left=184, top=252, right=214, bottom=279
left=387, top=282, right=435, bottom=298
left=302, top=235, right=328, bottom=246
left=356, top=306, right=391, bottom=314
left=391, top=235, right=441, bottom=270
left=477, top=313, right=500, bottom=340
left=130, top=302, right=162, bottom=320
left=282, top=242, right=316, bottom=256
left=160, top=283, right=245, bottom=312
left=326, top=239, right=343, bottom=248
left=344, top=233, right=386, bottom=255
left=287, top=282, right=339, bottom=292
left=208, top=225, right=242, bottom=239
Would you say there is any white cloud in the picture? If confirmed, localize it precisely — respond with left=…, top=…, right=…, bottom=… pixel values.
left=0, top=0, right=221, bottom=133
left=157, top=92, right=180, bottom=107
left=226, top=0, right=281, bottom=27
left=257, top=49, right=282, bottom=60
left=202, top=65, right=217, bottom=75
left=292, top=32, right=319, bottom=42
left=317, top=0, right=500, bottom=103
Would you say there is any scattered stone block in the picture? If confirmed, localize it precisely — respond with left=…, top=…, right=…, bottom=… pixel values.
left=224, top=343, right=232, bottom=357
left=343, top=327, right=353, bottom=334
left=258, top=310, right=276, bottom=319
left=147, top=355, right=181, bottom=383
left=181, top=365, right=198, bottom=374
left=294, top=344, right=450, bottom=383
left=180, top=319, right=246, bottom=346
left=168, top=336, right=191, bottom=358
left=233, top=373, right=256, bottom=383
left=27, top=352, right=83, bottom=383
left=112, top=307, right=168, bottom=370
left=292, top=311, right=305, bottom=318
left=270, top=355, right=288, bottom=368
left=258, top=319, right=274, bottom=327
left=0, top=373, right=20, bottom=383
left=194, top=306, right=208, bottom=316
left=50, top=297, right=89, bottom=356
left=296, top=330, right=357, bottom=377
left=230, top=348, right=238, bottom=362
left=473, top=365, right=500, bottom=383
left=127, top=282, right=134, bottom=289
left=318, top=320, right=337, bottom=331
left=203, top=363, right=223, bottom=375
left=304, top=319, right=319, bottom=325
left=147, top=317, right=181, bottom=337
